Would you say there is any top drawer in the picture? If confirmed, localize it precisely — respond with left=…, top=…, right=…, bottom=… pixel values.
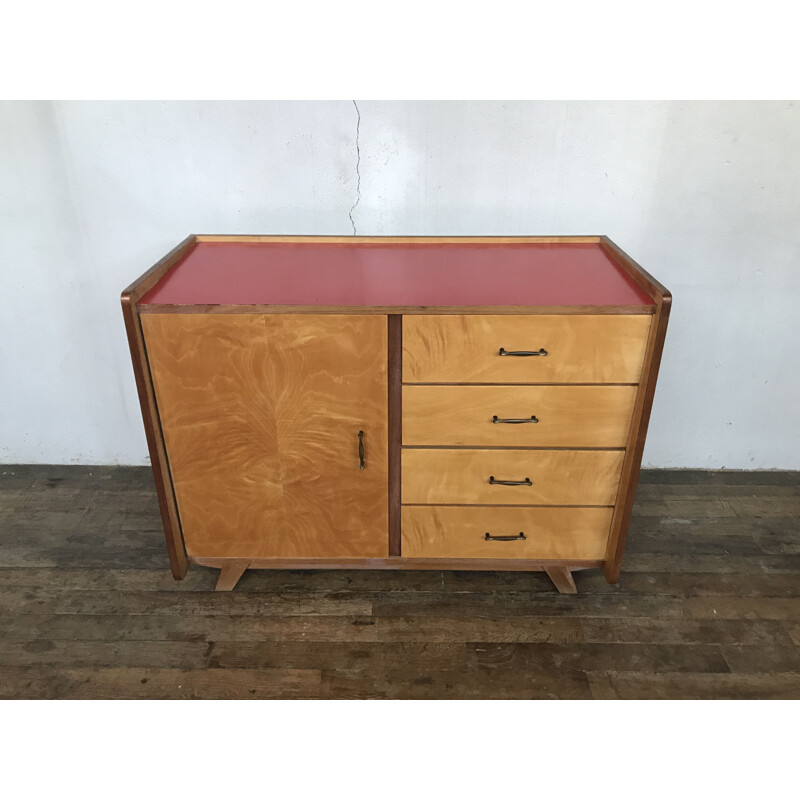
left=403, top=315, right=651, bottom=384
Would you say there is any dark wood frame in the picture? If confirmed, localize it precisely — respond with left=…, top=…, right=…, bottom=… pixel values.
left=121, top=235, right=197, bottom=579
left=122, top=235, right=670, bottom=591
left=597, top=237, right=672, bottom=582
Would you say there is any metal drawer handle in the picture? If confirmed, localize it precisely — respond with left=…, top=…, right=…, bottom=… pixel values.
left=358, top=430, right=365, bottom=470
left=489, top=476, right=532, bottom=486
left=492, top=415, right=539, bottom=424
left=498, top=347, right=548, bottom=357
left=485, top=531, right=527, bottom=542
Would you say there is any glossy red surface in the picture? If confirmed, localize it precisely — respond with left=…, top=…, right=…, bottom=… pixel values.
left=140, top=242, right=654, bottom=307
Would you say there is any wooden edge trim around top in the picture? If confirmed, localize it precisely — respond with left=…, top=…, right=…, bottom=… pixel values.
left=120, top=238, right=198, bottom=580
left=191, top=556, right=602, bottom=572
left=598, top=236, right=668, bottom=304
left=388, top=315, right=402, bottom=556
left=603, top=283, right=672, bottom=582
left=193, top=234, right=605, bottom=244
left=137, top=235, right=655, bottom=314
left=138, top=304, right=656, bottom=315
left=121, top=235, right=198, bottom=302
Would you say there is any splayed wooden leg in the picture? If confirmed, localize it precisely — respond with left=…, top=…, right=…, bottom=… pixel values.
left=545, top=566, right=577, bottom=594
left=215, top=560, right=249, bottom=591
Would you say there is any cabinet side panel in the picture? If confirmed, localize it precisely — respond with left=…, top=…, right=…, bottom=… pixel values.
left=604, top=298, right=672, bottom=580
left=121, top=298, right=188, bottom=578
left=141, top=314, right=388, bottom=559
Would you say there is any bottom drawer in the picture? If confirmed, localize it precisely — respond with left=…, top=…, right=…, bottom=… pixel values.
left=402, top=506, right=612, bottom=560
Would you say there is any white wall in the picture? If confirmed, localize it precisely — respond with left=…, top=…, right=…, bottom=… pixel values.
left=1, top=101, right=798, bottom=468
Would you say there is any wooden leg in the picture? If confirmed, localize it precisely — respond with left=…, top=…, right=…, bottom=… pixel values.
left=215, top=560, right=249, bottom=591
left=545, top=566, right=577, bottom=594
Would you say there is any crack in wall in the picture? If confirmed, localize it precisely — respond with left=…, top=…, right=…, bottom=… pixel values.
left=348, top=100, right=361, bottom=235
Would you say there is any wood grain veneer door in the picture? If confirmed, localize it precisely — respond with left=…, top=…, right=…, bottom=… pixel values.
left=141, top=314, right=388, bottom=558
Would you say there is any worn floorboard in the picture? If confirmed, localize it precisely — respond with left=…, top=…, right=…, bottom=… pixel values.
left=0, top=465, right=798, bottom=699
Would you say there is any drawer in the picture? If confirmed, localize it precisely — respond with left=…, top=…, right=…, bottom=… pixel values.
left=402, top=385, right=637, bottom=448
left=402, top=506, right=612, bottom=559
left=402, top=449, right=624, bottom=506
left=403, top=314, right=651, bottom=384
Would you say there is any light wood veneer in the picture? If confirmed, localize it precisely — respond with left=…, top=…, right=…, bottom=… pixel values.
left=402, top=506, right=613, bottom=559
left=142, top=313, right=388, bottom=559
left=403, top=314, right=650, bottom=384
left=401, top=449, right=625, bottom=506
left=402, top=385, right=638, bottom=448
left=122, top=235, right=670, bottom=593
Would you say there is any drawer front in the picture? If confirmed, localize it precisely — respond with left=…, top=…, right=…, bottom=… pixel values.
left=402, top=449, right=624, bottom=506
left=402, top=506, right=612, bottom=559
left=403, top=385, right=637, bottom=448
left=403, top=314, right=651, bottom=384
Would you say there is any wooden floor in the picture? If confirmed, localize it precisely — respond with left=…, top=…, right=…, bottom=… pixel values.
left=1, top=465, right=799, bottom=699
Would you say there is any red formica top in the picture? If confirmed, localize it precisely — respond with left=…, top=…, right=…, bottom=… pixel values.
left=140, top=241, right=654, bottom=307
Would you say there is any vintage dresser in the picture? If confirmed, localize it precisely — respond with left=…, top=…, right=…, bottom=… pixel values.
left=122, top=236, right=670, bottom=592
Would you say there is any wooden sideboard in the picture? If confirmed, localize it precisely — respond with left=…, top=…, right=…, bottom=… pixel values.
left=121, top=236, right=670, bottom=593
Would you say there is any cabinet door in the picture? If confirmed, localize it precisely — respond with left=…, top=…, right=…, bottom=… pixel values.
left=141, top=314, right=388, bottom=558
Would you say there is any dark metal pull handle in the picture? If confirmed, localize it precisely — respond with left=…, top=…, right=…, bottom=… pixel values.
left=489, top=476, right=532, bottom=486
left=358, top=430, right=365, bottom=470
left=485, top=531, right=527, bottom=541
left=492, top=415, right=539, bottom=424
left=498, top=347, right=548, bottom=357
